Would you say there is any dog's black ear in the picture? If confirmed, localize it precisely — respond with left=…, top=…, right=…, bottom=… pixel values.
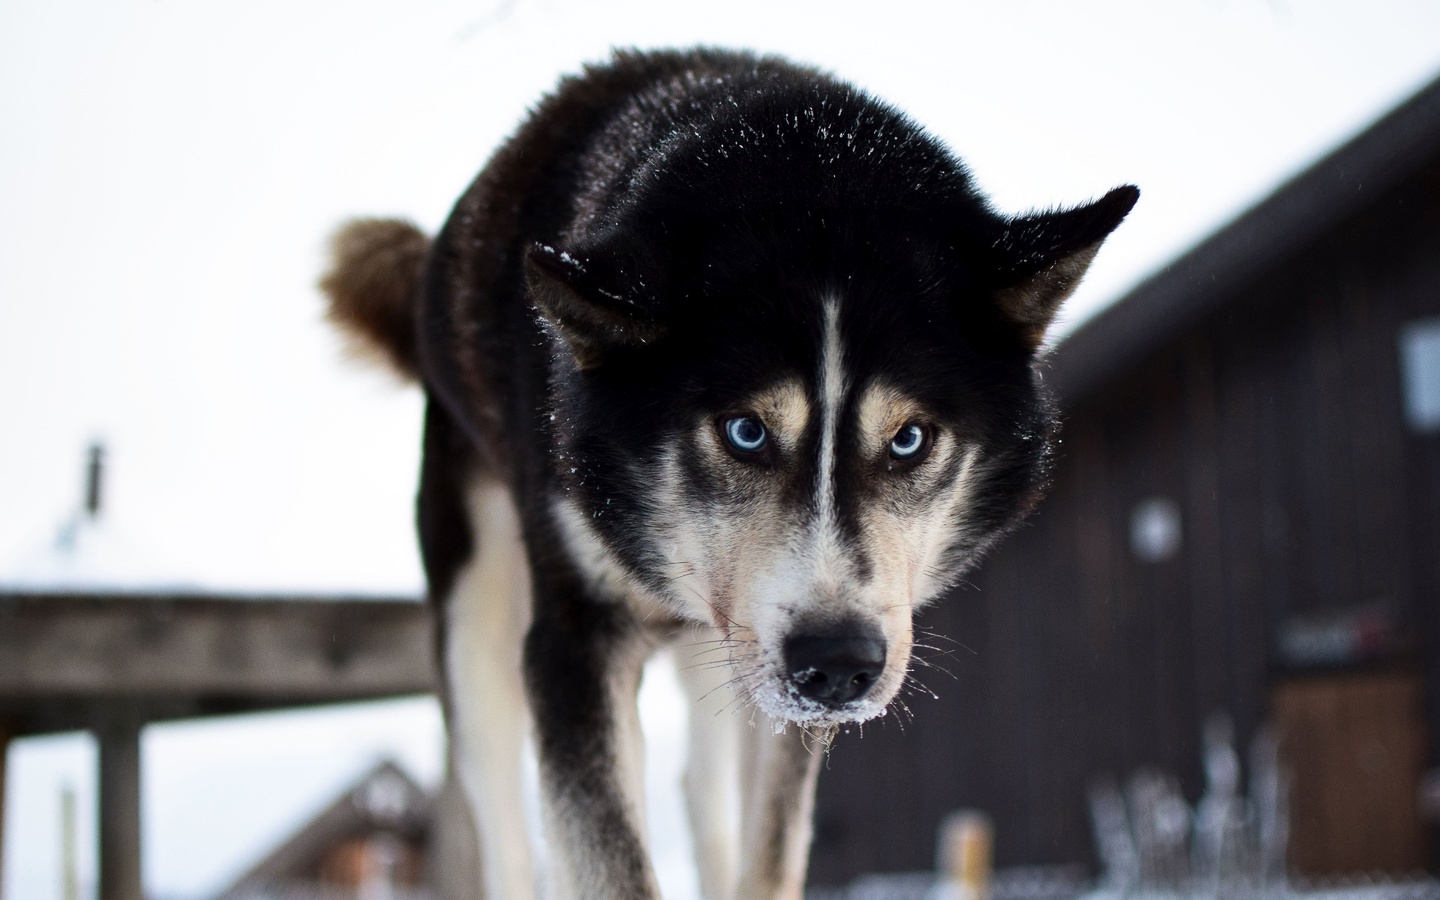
left=991, top=185, right=1139, bottom=349
left=525, top=243, right=664, bottom=370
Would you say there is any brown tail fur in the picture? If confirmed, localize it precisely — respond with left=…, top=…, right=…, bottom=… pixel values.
left=320, top=218, right=430, bottom=381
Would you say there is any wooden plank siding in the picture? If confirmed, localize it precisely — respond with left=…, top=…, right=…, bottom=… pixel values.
left=807, top=159, right=1440, bottom=882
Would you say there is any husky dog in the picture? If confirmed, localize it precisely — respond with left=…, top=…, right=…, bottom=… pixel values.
left=323, top=48, right=1135, bottom=900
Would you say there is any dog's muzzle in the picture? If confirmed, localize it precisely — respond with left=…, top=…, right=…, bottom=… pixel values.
left=783, top=619, right=886, bottom=707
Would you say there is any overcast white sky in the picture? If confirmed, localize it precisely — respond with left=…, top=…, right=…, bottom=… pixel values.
left=3, top=1, right=1440, bottom=898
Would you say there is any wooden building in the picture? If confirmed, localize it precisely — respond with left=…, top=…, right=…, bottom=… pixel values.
left=809, top=72, right=1440, bottom=884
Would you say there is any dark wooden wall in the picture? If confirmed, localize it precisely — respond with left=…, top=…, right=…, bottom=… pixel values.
left=808, top=161, right=1440, bottom=883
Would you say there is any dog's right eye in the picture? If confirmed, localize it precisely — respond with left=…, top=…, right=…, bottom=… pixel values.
left=722, top=416, right=769, bottom=456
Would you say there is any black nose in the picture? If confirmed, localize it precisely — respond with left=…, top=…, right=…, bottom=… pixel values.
left=783, top=623, right=887, bottom=707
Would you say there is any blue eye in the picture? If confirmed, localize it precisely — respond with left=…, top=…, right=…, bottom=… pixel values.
left=889, top=424, right=928, bottom=460
left=723, top=416, right=768, bottom=454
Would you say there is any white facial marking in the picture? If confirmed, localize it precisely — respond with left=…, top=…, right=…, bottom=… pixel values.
left=800, top=296, right=853, bottom=600
left=815, top=297, right=845, bottom=531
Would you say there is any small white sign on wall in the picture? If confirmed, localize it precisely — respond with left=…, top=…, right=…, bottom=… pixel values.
left=1400, top=316, right=1440, bottom=433
left=1130, top=496, right=1182, bottom=563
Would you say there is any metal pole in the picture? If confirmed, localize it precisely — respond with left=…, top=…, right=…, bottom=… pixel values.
left=98, top=710, right=143, bottom=900
left=62, top=785, right=79, bottom=900
left=85, top=442, right=105, bottom=519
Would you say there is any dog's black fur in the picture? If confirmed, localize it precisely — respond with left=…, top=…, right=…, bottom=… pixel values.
left=325, top=47, right=1136, bottom=900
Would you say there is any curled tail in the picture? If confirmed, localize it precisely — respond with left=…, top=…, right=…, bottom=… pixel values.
left=320, top=218, right=431, bottom=381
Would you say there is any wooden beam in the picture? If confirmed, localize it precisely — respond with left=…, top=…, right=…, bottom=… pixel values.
left=0, top=592, right=437, bottom=735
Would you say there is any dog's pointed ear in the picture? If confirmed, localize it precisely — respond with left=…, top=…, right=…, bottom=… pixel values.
left=992, top=185, right=1139, bottom=349
left=525, top=243, right=665, bottom=370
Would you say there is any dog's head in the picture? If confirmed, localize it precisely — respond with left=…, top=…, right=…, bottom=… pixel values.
left=532, top=90, right=1136, bottom=726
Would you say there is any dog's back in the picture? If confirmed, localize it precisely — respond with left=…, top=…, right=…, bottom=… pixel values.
left=325, top=50, right=777, bottom=443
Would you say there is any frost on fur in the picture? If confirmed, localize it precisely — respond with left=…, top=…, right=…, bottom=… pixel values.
left=320, top=217, right=430, bottom=380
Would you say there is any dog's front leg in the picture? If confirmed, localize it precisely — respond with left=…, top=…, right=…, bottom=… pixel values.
left=433, top=474, right=538, bottom=900
left=524, top=597, right=659, bottom=900
left=675, top=630, right=740, bottom=900
left=735, top=720, right=828, bottom=900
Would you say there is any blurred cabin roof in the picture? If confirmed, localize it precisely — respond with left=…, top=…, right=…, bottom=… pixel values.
left=217, top=759, right=432, bottom=899
left=1050, top=71, right=1440, bottom=405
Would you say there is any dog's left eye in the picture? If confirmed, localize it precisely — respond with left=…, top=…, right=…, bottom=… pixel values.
left=888, top=424, right=930, bottom=460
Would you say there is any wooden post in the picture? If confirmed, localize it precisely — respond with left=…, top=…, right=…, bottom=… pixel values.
left=937, top=810, right=993, bottom=900
left=97, top=709, right=143, bottom=900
